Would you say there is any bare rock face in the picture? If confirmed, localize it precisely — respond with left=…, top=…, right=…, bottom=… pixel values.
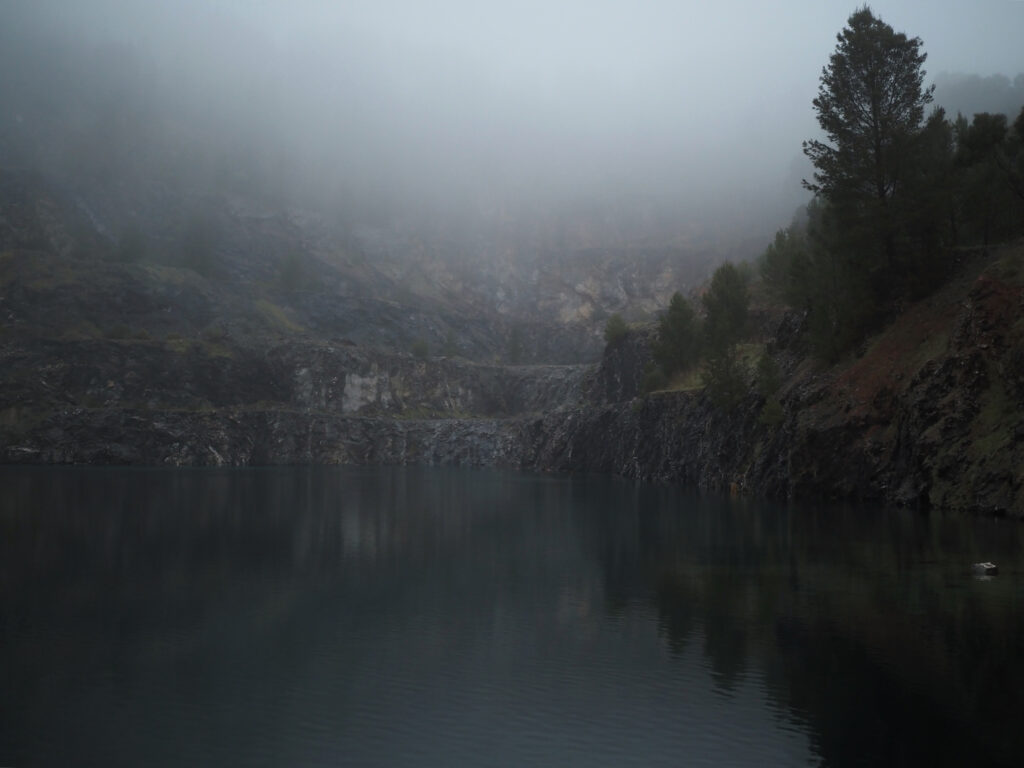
left=2, top=171, right=1022, bottom=516
left=513, top=249, right=1024, bottom=517
left=4, top=247, right=1023, bottom=518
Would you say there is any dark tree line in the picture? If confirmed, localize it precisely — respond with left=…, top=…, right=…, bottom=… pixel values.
left=637, top=6, right=1023, bottom=409
left=763, top=6, right=1024, bottom=360
left=631, top=262, right=751, bottom=405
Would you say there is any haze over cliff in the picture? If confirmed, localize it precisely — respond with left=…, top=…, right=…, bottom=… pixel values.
left=4, top=1, right=1022, bottom=259
left=2, top=2, right=1023, bottom=514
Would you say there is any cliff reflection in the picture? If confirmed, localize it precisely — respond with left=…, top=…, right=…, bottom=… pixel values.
left=585, top=483, right=1024, bottom=766
left=3, top=467, right=1024, bottom=766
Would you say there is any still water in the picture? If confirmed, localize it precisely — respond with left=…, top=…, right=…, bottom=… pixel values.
left=2, top=466, right=1024, bottom=766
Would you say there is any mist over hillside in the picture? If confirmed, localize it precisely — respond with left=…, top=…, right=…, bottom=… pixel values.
left=0, top=1, right=1022, bottom=510
left=0, top=0, right=1021, bottom=331
left=934, top=71, right=1024, bottom=121
left=3, top=1, right=1019, bottom=261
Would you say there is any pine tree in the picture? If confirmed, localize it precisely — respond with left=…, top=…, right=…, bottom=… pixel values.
left=803, top=7, right=934, bottom=281
left=653, top=292, right=700, bottom=377
left=702, top=262, right=749, bottom=352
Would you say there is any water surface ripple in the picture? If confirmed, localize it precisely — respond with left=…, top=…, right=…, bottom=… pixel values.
left=3, top=466, right=1024, bottom=766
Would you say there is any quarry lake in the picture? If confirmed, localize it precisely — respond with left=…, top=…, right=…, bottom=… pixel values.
left=3, top=466, right=1024, bottom=766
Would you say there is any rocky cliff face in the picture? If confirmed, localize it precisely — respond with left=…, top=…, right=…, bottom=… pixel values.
left=516, top=247, right=1024, bottom=517
left=0, top=333, right=588, bottom=463
left=2, top=170, right=1022, bottom=516
left=5, top=243, right=1021, bottom=518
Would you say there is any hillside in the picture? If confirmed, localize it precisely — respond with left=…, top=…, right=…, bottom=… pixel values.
left=528, top=243, right=1024, bottom=516
left=2, top=159, right=1022, bottom=517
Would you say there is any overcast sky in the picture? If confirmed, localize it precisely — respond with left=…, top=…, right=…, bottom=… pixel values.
left=5, top=1, right=1024, bottom=232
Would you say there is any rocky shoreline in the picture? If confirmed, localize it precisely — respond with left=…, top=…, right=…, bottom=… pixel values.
left=2, top=173, right=1021, bottom=516
left=4, top=249, right=1022, bottom=518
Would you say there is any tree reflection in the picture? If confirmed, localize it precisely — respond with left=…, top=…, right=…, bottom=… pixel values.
left=591, top=491, right=1024, bottom=766
left=4, top=468, right=1024, bottom=766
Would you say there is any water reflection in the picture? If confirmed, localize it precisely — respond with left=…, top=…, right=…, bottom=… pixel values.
left=587, top=484, right=1024, bottom=766
left=1, top=467, right=1023, bottom=766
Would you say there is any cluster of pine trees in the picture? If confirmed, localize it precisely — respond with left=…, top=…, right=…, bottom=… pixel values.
left=606, top=260, right=753, bottom=407
left=626, top=7, right=1023, bottom=408
left=761, top=7, right=1024, bottom=360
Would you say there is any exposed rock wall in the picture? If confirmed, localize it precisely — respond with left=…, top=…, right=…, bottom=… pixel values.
left=0, top=337, right=586, bottom=469
left=4, top=259, right=1022, bottom=517
left=517, top=252, right=1024, bottom=517
left=8, top=407, right=521, bottom=468
left=2, top=173, right=1022, bottom=518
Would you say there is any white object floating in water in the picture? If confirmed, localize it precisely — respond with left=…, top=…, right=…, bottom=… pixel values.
left=972, top=562, right=999, bottom=576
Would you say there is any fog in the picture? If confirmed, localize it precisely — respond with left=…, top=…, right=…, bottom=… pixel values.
left=2, top=0, right=1023, bottom=250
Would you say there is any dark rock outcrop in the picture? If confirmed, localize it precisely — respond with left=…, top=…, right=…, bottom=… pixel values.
left=516, top=250, right=1024, bottom=517
left=3, top=170, right=1023, bottom=517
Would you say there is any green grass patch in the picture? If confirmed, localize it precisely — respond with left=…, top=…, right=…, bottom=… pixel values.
left=200, top=327, right=233, bottom=358
left=60, top=321, right=102, bottom=340
left=165, top=333, right=192, bottom=354
left=969, top=372, right=1014, bottom=460
left=665, top=365, right=705, bottom=392
left=735, top=342, right=765, bottom=362
left=26, top=263, right=79, bottom=290
left=164, top=332, right=233, bottom=358
left=0, top=252, right=82, bottom=291
left=660, top=343, right=763, bottom=393
left=0, top=406, right=46, bottom=436
left=201, top=340, right=233, bottom=358
left=256, top=298, right=304, bottom=333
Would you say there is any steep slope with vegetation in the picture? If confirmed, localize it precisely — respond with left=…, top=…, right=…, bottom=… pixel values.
left=517, top=8, right=1024, bottom=516
left=1, top=6, right=1022, bottom=517
left=5, top=233, right=1020, bottom=516
left=529, top=243, right=1023, bottom=516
